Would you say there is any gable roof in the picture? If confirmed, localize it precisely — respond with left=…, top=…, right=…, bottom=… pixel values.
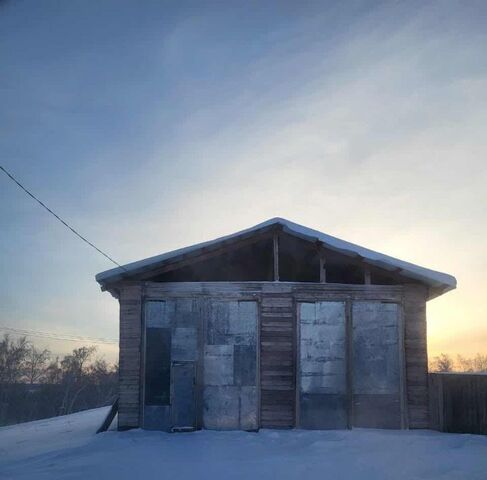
left=95, top=217, right=456, bottom=299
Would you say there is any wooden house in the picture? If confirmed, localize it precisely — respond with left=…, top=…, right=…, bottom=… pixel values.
left=96, top=218, right=456, bottom=431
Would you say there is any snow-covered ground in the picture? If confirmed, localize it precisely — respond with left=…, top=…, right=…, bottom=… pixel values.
left=0, top=406, right=113, bottom=464
left=1, top=408, right=486, bottom=480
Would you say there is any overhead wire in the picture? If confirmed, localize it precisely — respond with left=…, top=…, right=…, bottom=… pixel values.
left=0, top=164, right=126, bottom=347
left=0, top=165, right=126, bottom=271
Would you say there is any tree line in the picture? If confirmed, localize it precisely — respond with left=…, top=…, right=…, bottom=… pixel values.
left=0, top=334, right=117, bottom=426
left=2, top=332, right=485, bottom=426
left=429, top=353, right=487, bottom=373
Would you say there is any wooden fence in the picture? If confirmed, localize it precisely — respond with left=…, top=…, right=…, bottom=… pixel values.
left=429, top=373, right=487, bottom=435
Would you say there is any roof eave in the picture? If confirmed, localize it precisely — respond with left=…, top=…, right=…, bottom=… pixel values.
left=95, top=217, right=457, bottom=299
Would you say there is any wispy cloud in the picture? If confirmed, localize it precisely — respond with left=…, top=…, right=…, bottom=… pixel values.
left=1, top=1, right=486, bottom=359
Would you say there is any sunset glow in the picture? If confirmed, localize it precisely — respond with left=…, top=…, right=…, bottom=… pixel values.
left=1, top=1, right=485, bottom=365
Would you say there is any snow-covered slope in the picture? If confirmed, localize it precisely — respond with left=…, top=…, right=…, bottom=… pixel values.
left=1, top=408, right=487, bottom=480
left=0, top=407, right=111, bottom=464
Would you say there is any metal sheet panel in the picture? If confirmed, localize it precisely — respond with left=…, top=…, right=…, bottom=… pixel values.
left=352, top=301, right=401, bottom=429
left=175, top=298, right=197, bottom=327
left=352, top=302, right=399, bottom=395
left=207, top=301, right=257, bottom=346
left=228, top=301, right=258, bottom=346
left=234, top=345, right=256, bottom=386
left=145, top=301, right=169, bottom=328
left=143, top=405, right=171, bottom=431
left=298, top=301, right=347, bottom=429
left=353, top=394, right=401, bottom=429
left=172, top=327, right=198, bottom=361
left=299, top=302, right=316, bottom=323
left=204, top=344, right=234, bottom=386
left=204, top=300, right=258, bottom=429
left=206, top=302, right=230, bottom=345
left=299, top=301, right=346, bottom=395
left=172, top=362, right=196, bottom=429
left=203, top=386, right=239, bottom=430
left=164, top=299, right=177, bottom=325
left=239, top=386, right=258, bottom=430
left=143, top=298, right=208, bottom=431
left=300, top=394, right=348, bottom=430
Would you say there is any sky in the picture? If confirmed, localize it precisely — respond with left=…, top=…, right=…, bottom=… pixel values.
left=1, top=0, right=486, bottom=364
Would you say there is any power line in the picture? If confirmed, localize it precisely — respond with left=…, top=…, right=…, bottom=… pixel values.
left=0, top=165, right=126, bottom=271
left=0, top=325, right=118, bottom=345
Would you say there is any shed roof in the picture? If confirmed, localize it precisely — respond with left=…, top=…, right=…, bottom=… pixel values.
left=95, top=217, right=456, bottom=299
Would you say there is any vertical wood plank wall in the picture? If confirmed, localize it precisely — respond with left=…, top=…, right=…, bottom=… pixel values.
left=259, top=295, right=296, bottom=428
left=403, top=284, right=429, bottom=428
left=115, top=282, right=429, bottom=430
left=429, top=373, right=487, bottom=435
left=118, top=285, right=143, bottom=429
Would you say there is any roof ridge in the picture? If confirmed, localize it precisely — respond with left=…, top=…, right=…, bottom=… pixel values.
left=96, top=217, right=456, bottom=299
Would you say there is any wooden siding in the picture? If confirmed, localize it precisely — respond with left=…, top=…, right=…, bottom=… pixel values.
left=403, top=284, right=429, bottom=428
left=260, top=296, right=296, bottom=428
left=144, top=282, right=404, bottom=302
left=118, top=285, right=143, bottom=429
left=429, top=373, right=487, bottom=434
left=115, top=282, right=431, bottom=430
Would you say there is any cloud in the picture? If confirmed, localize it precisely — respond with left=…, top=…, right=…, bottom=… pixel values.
left=1, top=1, right=486, bottom=358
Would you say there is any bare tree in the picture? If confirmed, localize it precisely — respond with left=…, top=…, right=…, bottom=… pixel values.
left=23, top=345, right=50, bottom=384
left=472, top=354, right=487, bottom=372
left=45, top=357, right=62, bottom=384
left=59, top=346, right=97, bottom=415
left=88, top=358, right=118, bottom=405
left=61, top=346, right=96, bottom=378
left=455, top=354, right=487, bottom=373
left=0, top=338, right=118, bottom=426
left=431, top=353, right=454, bottom=372
left=0, top=335, right=30, bottom=383
left=456, top=354, right=473, bottom=372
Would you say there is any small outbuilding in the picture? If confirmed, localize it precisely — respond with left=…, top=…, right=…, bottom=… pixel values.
left=96, top=218, right=456, bottom=432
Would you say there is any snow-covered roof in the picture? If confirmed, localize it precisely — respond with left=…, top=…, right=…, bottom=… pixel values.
left=96, top=217, right=456, bottom=298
